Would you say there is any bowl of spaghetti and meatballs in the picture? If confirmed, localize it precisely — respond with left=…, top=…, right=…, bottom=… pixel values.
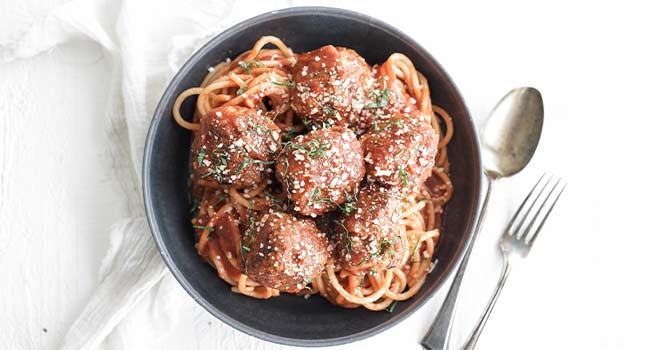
left=143, top=7, right=481, bottom=347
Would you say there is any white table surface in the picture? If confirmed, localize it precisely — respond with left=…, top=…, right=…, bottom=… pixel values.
left=1, top=0, right=649, bottom=349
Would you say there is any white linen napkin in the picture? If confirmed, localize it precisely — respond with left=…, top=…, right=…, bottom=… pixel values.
left=0, top=0, right=293, bottom=348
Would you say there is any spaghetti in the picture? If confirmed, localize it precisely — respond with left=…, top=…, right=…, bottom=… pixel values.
left=174, top=36, right=454, bottom=310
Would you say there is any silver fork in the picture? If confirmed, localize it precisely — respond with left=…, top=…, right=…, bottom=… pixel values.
left=462, top=174, right=566, bottom=350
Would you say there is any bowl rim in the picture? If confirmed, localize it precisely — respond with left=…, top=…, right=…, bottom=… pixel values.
left=143, top=6, right=482, bottom=347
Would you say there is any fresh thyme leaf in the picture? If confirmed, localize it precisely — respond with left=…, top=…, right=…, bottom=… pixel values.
left=398, top=165, right=409, bottom=186
left=192, top=225, right=214, bottom=232
left=238, top=61, right=251, bottom=73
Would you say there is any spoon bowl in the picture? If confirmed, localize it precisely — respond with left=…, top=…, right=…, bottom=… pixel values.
left=481, top=87, right=544, bottom=179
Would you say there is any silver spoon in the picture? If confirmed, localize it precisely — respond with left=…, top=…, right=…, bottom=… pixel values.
left=421, top=87, right=544, bottom=350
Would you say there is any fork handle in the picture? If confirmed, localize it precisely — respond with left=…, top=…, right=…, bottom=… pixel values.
left=462, top=253, right=512, bottom=350
left=421, top=178, right=494, bottom=350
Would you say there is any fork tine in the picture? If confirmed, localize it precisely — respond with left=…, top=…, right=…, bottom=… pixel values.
left=503, top=174, right=546, bottom=237
left=525, top=180, right=566, bottom=246
left=511, top=174, right=552, bottom=237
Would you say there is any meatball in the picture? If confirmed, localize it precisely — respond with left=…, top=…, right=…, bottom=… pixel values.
left=290, top=45, right=375, bottom=132
left=242, top=211, right=331, bottom=293
left=360, top=114, right=438, bottom=192
left=275, top=126, right=365, bottom=217
left=191, top=106, right=282, bottom=188
left=335, top=184, right=407, bottom=272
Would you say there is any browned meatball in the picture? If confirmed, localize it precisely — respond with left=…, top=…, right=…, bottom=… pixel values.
left=360, top=114, right=438, bottom=192
left=275, top=126, right=365, bottom=217
left=242, top=211, right=331, bottom=293
left=290, top=45, right=375, bottom=132
left=191, top=106, right=282, bottom=188
left=335, top=184, right=407, bottom=272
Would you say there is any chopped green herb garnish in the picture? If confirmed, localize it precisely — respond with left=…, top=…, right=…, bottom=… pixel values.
left=264, top=190, right=284, bottom=210
left=283, top=138, right=330, bottom=160
left=337, top=201, right=357, bottom=214
left=192, top=225, right=214, bottom=232
left=190, top=198, right=201, bottom=215
left=353, top=237, right=396, bottom=267
left=309, top=188, right=332, bottom=205
left=302, top=118, right=334, bottom=130
left=201, top=151, right=228, bottom=180
left=305, top=138, right=330, bottom=159
left=364, top=80, right=389, bottom=109
left=409, top=233, right=423, bottom=261
left=310, top=188, right=321, bottom=201
left=241, top=245, right=250, bottom=252
left=336, top=191, right=358, bottom=214
left=281, top=127, right=296, bottom=140
left=234, top=158, right=274, bottom=175
left=252, top=123, right=264, bottom=134
left=322, top=104, right=338, bottom=116
left=272, top=80, right=295, bottom=89
left=236, top=86, right=246, bottom=95
left=376, top=119, right=403, bottom=131
left=333, top=219, right=355, bottom=257
left=301, top=276, right=313, bottom=292
left=395, top=146, right=405, bottom=156
left=398, top=165, right=409, bottom=186
left=238, top=61, right=252, bottom=73
left=197, top=149, right=207, bottom=167
left=213, top=195, right=227, bottom=207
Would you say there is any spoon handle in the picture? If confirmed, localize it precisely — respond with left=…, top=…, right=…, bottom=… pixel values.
left=421, top=177, right=494, bottom=350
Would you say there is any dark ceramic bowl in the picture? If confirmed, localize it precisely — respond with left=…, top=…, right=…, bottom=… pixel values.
left=143, top=6, right=481, bottom=347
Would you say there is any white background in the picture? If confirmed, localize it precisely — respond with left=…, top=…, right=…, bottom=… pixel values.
left=1, top=0, right=649, bottom=349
